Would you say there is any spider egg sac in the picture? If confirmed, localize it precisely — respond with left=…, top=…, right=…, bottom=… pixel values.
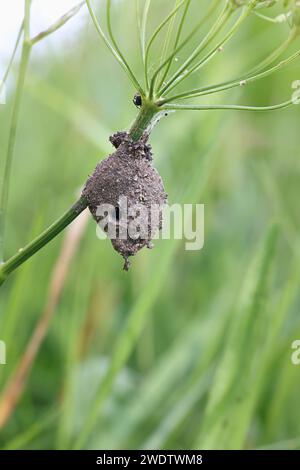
left=82, top=132, right=168, bottom=270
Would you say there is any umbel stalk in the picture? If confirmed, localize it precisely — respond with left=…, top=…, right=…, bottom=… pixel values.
left=1, top=0, right=299, bottom=286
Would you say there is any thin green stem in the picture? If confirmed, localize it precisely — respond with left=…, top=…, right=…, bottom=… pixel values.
left=141, top=0, right=152, bottom=65
left=248, top=26, right=298, bottom=75
left=253, top=10, right=290, bottom=23
left=162, top=100, right=294, bottom=112
left=147, top=0, right=220, bottom=100
left=73, top=111, right=230, bottom=451
left=24, top=0, right=31, bottom=40
left=159, top=48, right=300, bottom=104
left=253, top=11, right=279, bottom=23
left=145, top=0, right=188, bottom=93
left=0, top=21, right=24, bottom=92
left=157, top=0, right=192, bottom=91
left=0, top=0, right=95, bottom=270
left=106, top=0, right=144, bottom=94
left=0, top=93, right=158, bottom=288
left=0, top=198, right=88, bottom=287
left=129, top=99, right=160, bottom=141
left=156, top=0, right=184, bottom=89
left=85, top=0, right=144, bottom=94
left=31, top=1, right=85, bottom=45
left=0, top=1, right=32, bottom=263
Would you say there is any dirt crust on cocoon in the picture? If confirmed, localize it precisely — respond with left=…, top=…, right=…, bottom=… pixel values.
left=82, top=131, right=167, bottom=270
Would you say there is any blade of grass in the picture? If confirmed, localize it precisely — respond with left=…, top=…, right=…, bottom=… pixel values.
left=258, top=436, right=300, bottom=450
left=136, top=0, right=143, bottom=62
left=138, top=288, right=240, bottom=450
left=0, top=197, right=87, bottom=286
left=144, top=0, right=188, bottom=92
left=266, top=342, right=300, bottom=440
left=195, top=225, right=278, bottom=449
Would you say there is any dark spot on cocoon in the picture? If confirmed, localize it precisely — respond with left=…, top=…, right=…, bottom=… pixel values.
left=82, top=131, right=167, bottom=270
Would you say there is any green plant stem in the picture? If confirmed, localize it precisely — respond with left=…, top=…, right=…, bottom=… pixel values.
left=158, top=0, right=262, bottom=97
left=86, top=0, right=144, bottom=94
left=106, top=0, right=144, bottom=94
left=148, top=0, right=220, bottom=99
left=163, top=1, right=259, bottom=96
left=24, top=0, right=31, bottom=40
left=162, top=100, right=293, bottom=112
left=0, top=0, right=31, bottom=264
left=0, top=21, right=24, bottom=91
left=144, top=0, right=188, bottom=92
left=0, top=198, right=88, bottom=287
left=159, top=47, right=300, bottom=104
left=156, top=0, right=183, bottom=89
left=140, top=0, right=152, bottom=65
left=31, top=1, right=84, bottom=45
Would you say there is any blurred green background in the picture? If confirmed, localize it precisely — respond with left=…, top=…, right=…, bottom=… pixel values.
left=0, top=0, right=300, bottom=450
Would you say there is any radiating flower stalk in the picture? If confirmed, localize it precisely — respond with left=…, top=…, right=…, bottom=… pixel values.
left=0, top=0, right=85, bottom=282
left=0, top=0, right=300, bottom=284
